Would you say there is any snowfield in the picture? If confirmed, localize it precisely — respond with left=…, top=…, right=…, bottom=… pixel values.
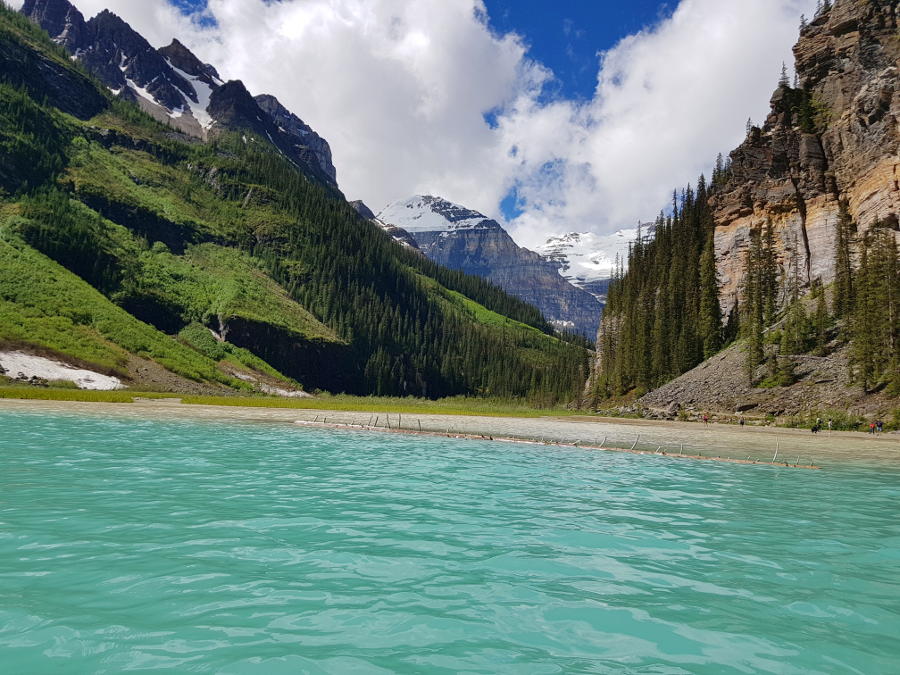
left=537, top=228, right=644, bottom=284
left=0, top=352, right=123, bottom=391
left=168, top=61, right=220, bottom=130
left=377, top=196, right=497, bottom=233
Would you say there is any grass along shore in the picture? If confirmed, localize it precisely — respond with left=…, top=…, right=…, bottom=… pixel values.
left=0, top=385, right=579, bottom=418
left=2, top=383, right=897, bottom=431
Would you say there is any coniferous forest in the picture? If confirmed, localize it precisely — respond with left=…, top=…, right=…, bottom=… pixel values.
left=592, top=176, right=728, bottom=399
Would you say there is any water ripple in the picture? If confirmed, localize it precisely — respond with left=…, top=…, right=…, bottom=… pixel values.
left=1, top=410, right=899, bottom=673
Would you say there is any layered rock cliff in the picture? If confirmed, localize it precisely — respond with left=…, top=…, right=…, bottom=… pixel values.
left=376, top=196, right=603, bottom=338
left=713, top=0, right=898, bottom=312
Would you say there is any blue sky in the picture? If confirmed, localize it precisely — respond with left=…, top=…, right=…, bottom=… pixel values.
left=483, top=0, right=672, bottom=101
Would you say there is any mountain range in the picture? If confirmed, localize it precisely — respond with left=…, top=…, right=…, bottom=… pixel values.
left=19, top=0, right=628, bottom=340
left=536, top=229, right=644, bottom=304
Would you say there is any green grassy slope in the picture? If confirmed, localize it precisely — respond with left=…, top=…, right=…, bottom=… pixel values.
left=0, top=4, right=590, bottom=403
left=0, top=231, right=255, bottom=388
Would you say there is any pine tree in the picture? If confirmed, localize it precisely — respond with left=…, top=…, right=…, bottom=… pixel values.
left=742, top=227, right=765, bottom=382
left=850, top=226, right=900, bottom=392
left=833, top=202, right=855, bottom=319
left=851, top=233, right=876, bottom=390
left=761, top=220, right=779, bottom=326
left=777, top=356, right=797, bottom=386
left=781, top=300, right=810, bottom=355
left=812, top=283, right=830, bottom=355
left=699, top=233, right=722, bottom=358
left=779, top=62, right=790, bottom=88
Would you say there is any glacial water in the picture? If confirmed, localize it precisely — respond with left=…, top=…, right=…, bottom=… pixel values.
left=1, top=410, right=898, bottom=674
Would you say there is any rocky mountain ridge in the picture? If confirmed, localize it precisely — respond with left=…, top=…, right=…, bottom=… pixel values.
left=712, top=0, right=898, bottom=312
left=20, top=0, right=338, bottom=189
left=374, top=196, right=604, bottom=338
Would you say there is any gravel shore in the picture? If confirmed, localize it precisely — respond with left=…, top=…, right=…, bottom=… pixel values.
left=1, top=398, right=897, bottom=468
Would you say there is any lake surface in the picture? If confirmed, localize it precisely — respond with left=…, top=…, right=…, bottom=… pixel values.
left=1, top=410, right=898, bottom=673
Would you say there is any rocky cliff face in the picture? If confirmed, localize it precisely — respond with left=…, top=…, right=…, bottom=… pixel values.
left=377, top=196, right=603, bottom=338
left=20, top=0, right=338, bottom=188
left=713, top=0, right=898, bottom=312
left=20, top=0, right=83, bottom=50
left=256, top=94, right=336, bottom=185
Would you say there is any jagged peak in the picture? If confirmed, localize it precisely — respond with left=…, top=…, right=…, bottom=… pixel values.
left=21, top=0, right=77, bottom=17
left=85, top=8, right=155, bottom=51
left=159, top=38, right=221, bottom=82
left=20, top=0, right=85, bottom=49
left=255, top=93, right=284, bottom=109
left=255, top=94, right=313, bottom=133
left=90, top=8, right=125, bottom=25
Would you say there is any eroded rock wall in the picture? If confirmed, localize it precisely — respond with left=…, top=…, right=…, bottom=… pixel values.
left=713, top=0, right=898, bottom=314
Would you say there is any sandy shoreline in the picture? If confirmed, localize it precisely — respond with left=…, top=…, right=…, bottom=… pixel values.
left=0, top=398, right=897, bottom=468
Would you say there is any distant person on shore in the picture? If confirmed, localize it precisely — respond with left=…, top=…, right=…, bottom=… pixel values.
left=828, top=419, right=833, bottom=432
left=876, top=420, right=884, bottom=433
left=869, top=422, right=876, bottom=434
left=811, top=422, right=820, bottom=434
left=739, top=417, right=745, bottom=428
left=703, top=415, right=709, bottom=427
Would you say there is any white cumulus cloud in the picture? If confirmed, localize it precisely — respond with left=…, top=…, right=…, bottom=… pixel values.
left=9, top=0, right=817, bottom=246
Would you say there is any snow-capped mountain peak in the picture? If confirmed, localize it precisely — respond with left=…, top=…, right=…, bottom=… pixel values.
left=537, top=228, right=644, bottom=285
left=376, top=196, right=502, bottom=234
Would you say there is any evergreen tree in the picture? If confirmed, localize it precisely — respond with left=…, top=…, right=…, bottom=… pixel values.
left=699, top=232, right=722, bottom=358
left=781, top=300, right=811, bottom=355
left=850, top=226, right=900, bottom=392
left=833, top=202, right=856, bottom=319
left=743, top=228, right=765, bottom=381
left=812, top=283, right=830, bottom=355
left=779, top=62, right=790, bottom=88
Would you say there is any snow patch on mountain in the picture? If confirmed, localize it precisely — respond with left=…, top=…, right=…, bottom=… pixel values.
left=377, top=196, right=500, bottom=233
left=0, top=351, right=122, bottom=390
left=168, top=61, right=220, bottom=130
left=537, top=229, right=640, bottom=285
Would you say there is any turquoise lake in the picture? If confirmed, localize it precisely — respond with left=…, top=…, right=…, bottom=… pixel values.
left=1, top=410, right=898, bottom=673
